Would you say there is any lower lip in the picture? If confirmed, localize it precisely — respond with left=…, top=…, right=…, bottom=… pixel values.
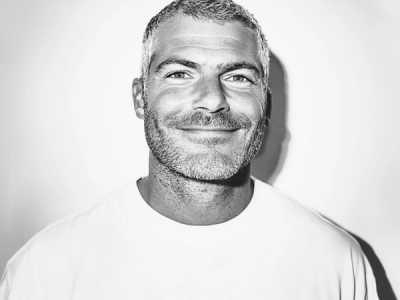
left=179, top=129, right=237, bottom=144
left=180, top=129, right=237, bottom=136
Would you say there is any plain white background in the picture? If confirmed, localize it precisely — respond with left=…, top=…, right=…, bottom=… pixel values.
left=1, top=0, right=399, bottom=297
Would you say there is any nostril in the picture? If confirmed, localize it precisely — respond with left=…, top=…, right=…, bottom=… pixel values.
left=192, top=98, right=229, bottom=113
left=193, top=85, right=229, bottom=113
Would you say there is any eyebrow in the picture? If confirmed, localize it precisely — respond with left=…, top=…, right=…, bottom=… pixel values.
left=218, top=61, right=261, bottom=78
left=154, top=58, right=262, bottom=79
left=154, top=58, right=200, bottom=73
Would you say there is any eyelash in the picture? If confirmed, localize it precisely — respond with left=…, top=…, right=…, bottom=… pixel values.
left=165, top=72, right=254, bottom=84
left=165, top=71, right=191, bottom=79
left=227, top=75, right=254, bottom=84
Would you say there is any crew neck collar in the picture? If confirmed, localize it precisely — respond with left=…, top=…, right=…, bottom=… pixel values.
left=125, top=176, right=262, bottom=244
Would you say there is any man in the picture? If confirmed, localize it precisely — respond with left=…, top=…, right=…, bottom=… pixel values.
left=0, top=0, right=378, bottom=299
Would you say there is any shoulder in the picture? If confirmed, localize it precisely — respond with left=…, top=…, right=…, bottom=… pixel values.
left=253, top=179, right=379, bottom=298
left=3, top=181, right=138, bottom=282
left=253, top=178, right=363, bottom=257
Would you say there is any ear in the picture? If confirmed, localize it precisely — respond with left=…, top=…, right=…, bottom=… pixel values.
left=132, top=78, right=144, bottom=119
left=266, top=88, right=272, bottom=126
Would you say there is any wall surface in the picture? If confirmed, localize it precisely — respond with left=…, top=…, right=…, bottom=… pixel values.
left=1, top=0, right=399, bottom=298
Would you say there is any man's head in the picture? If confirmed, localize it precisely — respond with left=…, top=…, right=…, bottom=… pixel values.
left=133, top=0, right=270, bottom=181
left=140, top=0, right=270, bottom=98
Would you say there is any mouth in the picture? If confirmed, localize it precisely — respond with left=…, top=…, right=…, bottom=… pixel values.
left=176, top=127, right=240, bottom=145
left=179, top=127, right=239, bottom=132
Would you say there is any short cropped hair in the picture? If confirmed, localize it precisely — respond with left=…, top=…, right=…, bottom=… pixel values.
left=140, top=0, right=270, bottom=98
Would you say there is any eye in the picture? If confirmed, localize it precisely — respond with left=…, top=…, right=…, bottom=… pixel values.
left=166, top=71, right=191, bottom=79
left=226, top=75, right=253, bottom=83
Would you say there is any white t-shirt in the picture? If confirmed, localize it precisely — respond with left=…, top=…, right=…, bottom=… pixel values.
left=0, top=178, right=378, bottom=299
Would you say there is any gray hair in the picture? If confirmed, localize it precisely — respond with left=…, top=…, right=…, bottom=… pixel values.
left=140, top=0, right=270, bottom=99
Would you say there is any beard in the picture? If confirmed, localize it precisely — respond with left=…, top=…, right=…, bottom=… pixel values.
left=144, top=107, right=267, bottom=181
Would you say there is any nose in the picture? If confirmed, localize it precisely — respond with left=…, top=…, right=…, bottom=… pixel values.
left=192, top=76, right=229, bottom=113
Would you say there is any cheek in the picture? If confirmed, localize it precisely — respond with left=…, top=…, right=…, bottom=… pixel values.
left=230, top=91, right=266, bottom=120
left=146, top=84, right=198, bottom=113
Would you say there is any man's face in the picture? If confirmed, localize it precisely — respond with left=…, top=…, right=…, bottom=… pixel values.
left=143, top=15, right=267, bottom=180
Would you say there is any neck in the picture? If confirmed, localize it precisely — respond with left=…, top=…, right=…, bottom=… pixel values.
left=137, top=153, right=254, bottom=226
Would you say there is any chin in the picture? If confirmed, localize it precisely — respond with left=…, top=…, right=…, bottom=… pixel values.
left=167, top=152, right=249, bottom=181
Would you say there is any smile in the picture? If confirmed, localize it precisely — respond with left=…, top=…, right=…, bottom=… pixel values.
left=177, top=128, right=239, bottom=145
left=179, top=127, right=239, bottom=132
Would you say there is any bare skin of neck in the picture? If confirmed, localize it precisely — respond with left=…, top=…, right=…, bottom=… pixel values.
left=137, top=154, right=254, bottom=226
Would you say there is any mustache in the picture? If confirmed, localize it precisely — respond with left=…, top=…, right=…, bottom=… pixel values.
left=161, top=111, right=253, bottom=130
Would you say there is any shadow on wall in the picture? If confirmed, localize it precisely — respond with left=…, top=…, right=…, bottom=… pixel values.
left=253, top=52, right=397, bottom=300
left=251, top=52, right=290, bottom=184
left=353, top=234, right=397, bottom=300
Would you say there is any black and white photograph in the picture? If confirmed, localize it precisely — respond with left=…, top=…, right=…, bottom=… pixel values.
left=0, top=0, right=398, bottom=298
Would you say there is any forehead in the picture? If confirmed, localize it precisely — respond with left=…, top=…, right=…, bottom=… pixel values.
left=151, top=15, right=260, bottom=69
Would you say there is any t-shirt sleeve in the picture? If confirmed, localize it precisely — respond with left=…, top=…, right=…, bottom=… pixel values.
left=0, top=266, right=12, bottom=300
left=364, top=257, right=380, bottom=300
left=0, top=226, right=73, bottom=300
left=340, top=246, right=379, bottom=300
left=0, top=247, right=43, bottom=300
